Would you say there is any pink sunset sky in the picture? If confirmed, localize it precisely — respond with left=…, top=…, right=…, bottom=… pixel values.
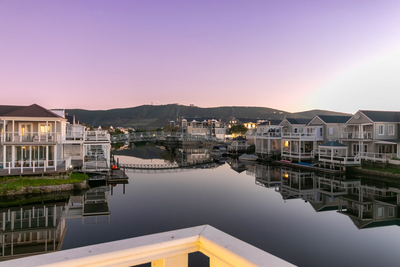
left=1, top=0, right=400, bottom=113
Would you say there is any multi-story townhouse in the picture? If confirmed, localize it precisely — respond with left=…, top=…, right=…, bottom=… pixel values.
left=0, top=104, right=111, bottom=176
left=339, top=110, right=400, bottom=161
left=254, top=119, right=282, bottom=156
left=181, top=117, right=227, bottom=140
left=308, top=115, right=352, bottom=142
left=280, top=117, right=317, bottom=162
left=0, top=104, right=70, bottom=175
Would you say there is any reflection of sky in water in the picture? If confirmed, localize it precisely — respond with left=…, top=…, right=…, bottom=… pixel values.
left=61, top=150, right=400, bottom=267
left=116, top=155, right=167, bottom=165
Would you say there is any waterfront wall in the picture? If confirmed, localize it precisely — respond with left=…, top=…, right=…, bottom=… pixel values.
left=0, top=180, right=88, bottom=196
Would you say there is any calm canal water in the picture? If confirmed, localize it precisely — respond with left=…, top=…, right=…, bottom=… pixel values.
left=2, top=144, right=400, bottom=266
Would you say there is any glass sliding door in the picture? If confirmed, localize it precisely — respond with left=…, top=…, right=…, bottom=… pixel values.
left=20, top=123, right=32, bottom=141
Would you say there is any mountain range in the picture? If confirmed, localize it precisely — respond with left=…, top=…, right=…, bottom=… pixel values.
left=65, top=104, right=350, bottom=129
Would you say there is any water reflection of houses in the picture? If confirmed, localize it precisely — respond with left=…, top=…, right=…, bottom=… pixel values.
left=338, top=182, right=400, bottom=229
left=254, top=164, right=282, bottom=190
left=248, top=165, right=400, bottom=229
left=0, top=187, right=110, bottom=261
left=177, top=148, right=211, bottom=165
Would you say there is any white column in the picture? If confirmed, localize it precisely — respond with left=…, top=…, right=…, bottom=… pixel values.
left=11, top=146, right=15, bottom=168
left=55, top=145, right=57, bottom=171
left=29, top=145, right=32, bottom=167
left=12, top=120, right=15, bottom=142
left=3, top=145, right=5, bottom=170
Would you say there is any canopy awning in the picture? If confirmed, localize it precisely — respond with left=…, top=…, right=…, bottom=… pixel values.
left=375, top=140, right=399, bottom=145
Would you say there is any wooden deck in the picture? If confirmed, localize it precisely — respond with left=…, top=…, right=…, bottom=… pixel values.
left=273, top=161, right=345, bottom=174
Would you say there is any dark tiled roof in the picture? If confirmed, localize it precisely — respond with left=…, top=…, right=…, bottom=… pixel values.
left=286, top=118, right=311, bottom=125
left=232, top=136, right=247, bottom=141
left=0, top=104, right=61, bottom=118
left=0, top=105, right=24, bottom=116
left=258, top=119, right=282, bottom=126
left=360, top=110, right=400, bottom=122
left=320, top=141, right=347, bottom=147
left=318, top=115, right=352, bottom=124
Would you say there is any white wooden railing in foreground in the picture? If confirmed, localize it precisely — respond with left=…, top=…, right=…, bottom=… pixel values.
left=4, top=225, right=295, bottom=267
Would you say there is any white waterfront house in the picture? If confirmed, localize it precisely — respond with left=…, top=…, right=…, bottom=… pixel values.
left=339, top=110, right=400, bottom=162
left=181, top=117, right=227, bottom=140
left=0, top=104, right=111, bottom=176
left=254, top=119, right=282, bottom=156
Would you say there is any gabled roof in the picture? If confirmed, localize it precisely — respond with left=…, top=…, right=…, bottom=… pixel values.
left=317, top=115, right=352, bottom=124
left=360, top=110, right=400, bottom=122
left=286, top=118, right=311, bottom=125
left=0, top=104, right=62, bottom=118
left=0, top=105, right=23, bottom=116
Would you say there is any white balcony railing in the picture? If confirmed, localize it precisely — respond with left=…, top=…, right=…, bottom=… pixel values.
left=256, top=148, right=280, bottom=155
left=85, top=131, right=110, bottom=142
left=3, top=132, right=61, bottom=143
left=281, top=151, right=313, bottom=158
left=66, top=130, right=84, bottom=140
left=4, top=225, right=294, bottom=267
left=0, top=157, right=72, bottom=174
left=358, top=152, right=394, bottom=162
left=318, top=154, right=361, bottom=165
left=340, top=132, right=372, bottom=139
left=281, top=132, right=323, bottom=140
left=255, top=132, right=282, bottom=138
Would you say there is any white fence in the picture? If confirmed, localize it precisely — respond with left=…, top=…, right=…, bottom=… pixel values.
left=5, top=225, right=294, bottom=267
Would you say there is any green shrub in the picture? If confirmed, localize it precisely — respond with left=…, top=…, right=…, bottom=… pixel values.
left=73, top=182, right=82, bottom=190
left=32, top=188, right=41, bottom=194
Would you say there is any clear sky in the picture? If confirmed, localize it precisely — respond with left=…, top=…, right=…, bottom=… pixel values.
left=1, top=0, right=400, bottom=113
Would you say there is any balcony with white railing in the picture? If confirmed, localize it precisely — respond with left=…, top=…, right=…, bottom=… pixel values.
left=340, top=132, right=373, bottom=139
left=358, top=152, right=394, bottom=162
left=0, top=157, right=72, bottom=175
left=85, top=131, right=110, bottom=142
left=66, top=130, right=84, bottom=141
left=255, top=132, right=282, bottom=138
left=281, top=151, right=313, bottom=159
left=5, top=225, right=294, bottom=267
left=281, top=132, right=323, bottom=141
left=318, top=153, right=361, bottom=165
left=2, top=132, right=61, bottom=143
left=256, top=148, right=280, bottom=155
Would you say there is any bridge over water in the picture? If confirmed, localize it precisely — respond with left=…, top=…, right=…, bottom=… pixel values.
left=118, top=160, right=222, bottom=173
left=111, top=132, right=218, bottom=143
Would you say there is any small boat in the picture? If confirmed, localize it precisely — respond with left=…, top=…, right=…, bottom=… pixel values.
left=239, top=153, right=258, bottom=161
left=211, top=145, right=229, bottom=157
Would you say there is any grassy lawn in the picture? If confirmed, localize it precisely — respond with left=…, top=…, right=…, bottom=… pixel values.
left=0, top=172, right=89, bottom=192
left=361, top=165, right=400, bottom=174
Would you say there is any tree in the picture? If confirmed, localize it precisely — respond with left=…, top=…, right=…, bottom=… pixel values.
left=228, top=124, right=248, bottom=136
left=162, top=124, right=180, bottom=132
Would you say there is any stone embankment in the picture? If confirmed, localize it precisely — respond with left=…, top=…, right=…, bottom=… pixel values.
left=0, top=180, right=88, bottom=197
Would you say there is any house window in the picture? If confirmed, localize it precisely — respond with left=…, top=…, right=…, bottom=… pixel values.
left=388, top=125, right=395, bottom=135
left=39, top=124, right=51, bottom=133
left=378, top=125, right=384, bottom=135
left=328, top=127, right=334, bottom=135
left=378, top=207, right=384, bottom=218
left=294, top=128, right=298, bottom=133
left=388, top=207, right=394, bottom=217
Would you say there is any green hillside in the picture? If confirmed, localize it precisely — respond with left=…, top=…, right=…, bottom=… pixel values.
left=66, top=104, right=350, bottom=129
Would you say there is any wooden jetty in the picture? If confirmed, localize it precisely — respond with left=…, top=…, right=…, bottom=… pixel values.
left=273, top=160, right=345, bottom=175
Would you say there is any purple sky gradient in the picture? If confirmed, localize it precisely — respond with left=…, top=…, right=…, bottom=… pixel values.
left=1, top=0, right=400, bottom=113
